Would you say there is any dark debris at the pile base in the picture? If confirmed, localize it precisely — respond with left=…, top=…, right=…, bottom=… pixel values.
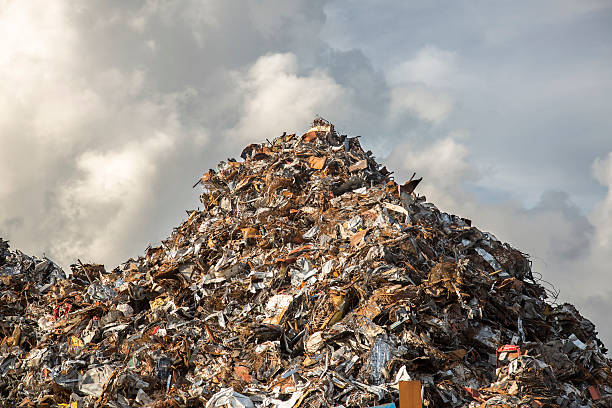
left=1, top=119, right=611, bottom=407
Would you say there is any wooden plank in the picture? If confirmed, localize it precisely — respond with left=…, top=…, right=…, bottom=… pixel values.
left=399, top=380, right=422, bottom=408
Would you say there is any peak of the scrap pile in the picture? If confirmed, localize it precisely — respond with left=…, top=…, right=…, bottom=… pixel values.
left=198, top=117, right=424, bottom=201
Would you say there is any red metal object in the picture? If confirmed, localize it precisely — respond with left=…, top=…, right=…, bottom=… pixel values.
left=463, top=386, right=484, bottom=402
left=52, top=302, right=72, bottom=320
left=496, top=345, right=521, bottom=367
left=588, top=385, right=601, bottom=400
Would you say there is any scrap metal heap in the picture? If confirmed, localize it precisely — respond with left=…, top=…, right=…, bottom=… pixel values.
left=1, top=120, right=612, bottom=407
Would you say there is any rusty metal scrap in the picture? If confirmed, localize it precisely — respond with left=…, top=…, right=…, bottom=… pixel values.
left=1, top=120, right=611, bottom=407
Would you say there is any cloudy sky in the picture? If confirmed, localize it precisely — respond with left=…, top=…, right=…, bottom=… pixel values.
left=1, top=1, right=611, bottom=347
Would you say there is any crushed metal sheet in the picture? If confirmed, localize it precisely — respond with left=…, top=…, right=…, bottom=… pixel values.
left=0, top=119, right=611, bottom=407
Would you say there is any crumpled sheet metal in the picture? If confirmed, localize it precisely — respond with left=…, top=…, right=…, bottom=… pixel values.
left=1, top=119, right=612, bottom=407
left=206, top=388, right=254, bottom=408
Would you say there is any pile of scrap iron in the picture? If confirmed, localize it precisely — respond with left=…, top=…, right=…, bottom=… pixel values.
left=1, top=119, right=611, bottom=407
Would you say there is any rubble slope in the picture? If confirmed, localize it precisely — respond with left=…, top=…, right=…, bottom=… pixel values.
left=1, top=120, right=611, bottom=407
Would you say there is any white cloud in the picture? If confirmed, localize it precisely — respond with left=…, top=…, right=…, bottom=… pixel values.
left=387, top=46, right=457, bottom=87
left=0, top=1, right=75, bottom=65
left=146, top=39, right=157, bottom=51
left=390, top=136, right=476, bottom=194
left=386, top=46, right=457, bottom=123
left=389, top=85, right=453, bottom=122
left=54, top=133, right=174, bottom=261
left=0, top=2, right=194, bottom=266
left=592, top=152, right=612, bottom=248
left=227, top=53, right=348, bottom=143
left=0, top=62, right=189, bottom=265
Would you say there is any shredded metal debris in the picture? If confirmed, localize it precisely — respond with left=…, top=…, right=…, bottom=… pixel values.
left=1, top=119, right=611, bottom=407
